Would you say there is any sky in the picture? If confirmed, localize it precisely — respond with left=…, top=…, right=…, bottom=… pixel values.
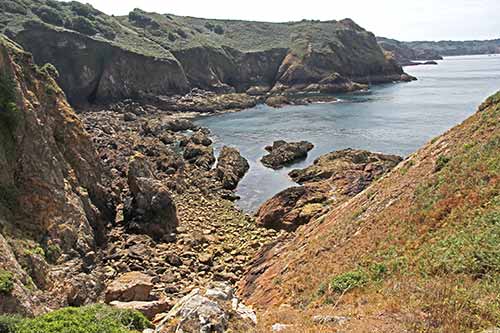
left=63, top=0, right=499, bottom=41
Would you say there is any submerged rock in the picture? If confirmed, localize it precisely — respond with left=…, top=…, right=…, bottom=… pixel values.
left=261, top=140, right=314, bottom=169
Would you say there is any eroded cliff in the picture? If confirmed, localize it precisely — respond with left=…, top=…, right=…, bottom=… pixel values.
left=0, top=1, right=411, bottom=105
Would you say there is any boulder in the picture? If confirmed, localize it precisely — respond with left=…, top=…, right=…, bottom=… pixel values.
left=155, top=282, right=256, bottom=333
left=261, top=140, right=314, bottom=169
left=123, top=112, right=138, bottom=122
left=214, top=147, right=250, bottom=190
left=163, top=119, right=198, bottom=132
left=190, top=130, right=213, bottom=146
left=110, top=298, right=170, bottom=320
left=105, top=271, right=154, bottom=303
left=183, top=143, right=216, bottom=170
left=124, top=154, right=178, bottom=240
left=265, top=95, right=290, bottom=108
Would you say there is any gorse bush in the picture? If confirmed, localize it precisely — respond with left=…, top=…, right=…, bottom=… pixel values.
left=66, top=16, right=97, bottom=35
left=329, top=270, right=368, bottom=293
left=434, top=154, right=450, bottom=172
left=0, top=270, right=14, bottom=295
left=0, top=304, right=152, bottom=333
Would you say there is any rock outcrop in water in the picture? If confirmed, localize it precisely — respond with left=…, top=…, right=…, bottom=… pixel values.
left=0, top=1, right=411, bottom=105
left=261, top=140, right=314, bottom=169
left=256, top=149, right=402, bottom=231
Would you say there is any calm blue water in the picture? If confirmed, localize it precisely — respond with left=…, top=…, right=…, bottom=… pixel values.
left=195, top=55, right=500, bottom=212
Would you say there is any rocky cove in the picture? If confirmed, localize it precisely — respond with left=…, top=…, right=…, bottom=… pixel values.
left=0, top=1, right=499, bottom=333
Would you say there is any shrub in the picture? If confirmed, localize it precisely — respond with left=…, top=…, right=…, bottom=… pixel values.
left=41, top=63, right=59, bottom=80
left=45, top=0, right=61, bottom=9
left=69, top=2, right=97, bottom=18
left=32, top=6, right=64, bottom=26
left=45, top=244, right=61, bottom=264
left=434, top=155, right=450, bottom=172
left=128, top=10, right=159, bottom=29
left=0, top=1, right=28, bottom=15
left=369, top=263, right=388, bottom=281
left=0, top=72, right=20, bottom=143
left=0, top=315, right=23, bottom=333
left=204, top=22, right=215, bottom=30
left=67, top=16, right=97, bottom=35
left=0, top=270, right=14, bottom=295
left=168, top=32, right=177, bottom=42
left=330, top=270, right=368, bottom=293
left=213, top=25, right=224, bottom=35
left=24, top=246, right=45, bottom=257
left=14, top=304, right=152, bottom=333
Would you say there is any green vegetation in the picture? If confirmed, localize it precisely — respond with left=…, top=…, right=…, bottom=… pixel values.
left=434, top=154, right=450, bottom=172
left=0, top=315, right=23, bottom=333
left=329, top=270, right=368, bottom=293
left=41, top=63, right=59, bottom=80
left=44, top=244, right=62, bottom=264
left=0, top=1, right=28, bottom=15
left=0, top=270, right=14, bottom=295
left=32, top=6, right=64, bottom=26
left=24, top=246, right=45, bottom=257
left=67, top=16, right=97, bottom=35
left=0, top=71, right=20, bottom=165
left=0, top=305, right=152, bottom=333
left=0, top=72, right=19, bottom=133
left=421, top=210, right=499, bottom=276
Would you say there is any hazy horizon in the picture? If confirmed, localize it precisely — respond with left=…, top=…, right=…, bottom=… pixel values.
left=60, top=0, right=499, bottom=42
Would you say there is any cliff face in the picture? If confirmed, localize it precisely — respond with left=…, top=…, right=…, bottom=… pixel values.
left=0, top=1, right=410, bottom=105
left=239, top=92, right=500, bottom=332
left=0, top=35, right=112, bottom=314
left=13, top=23, right=189, bottom=105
